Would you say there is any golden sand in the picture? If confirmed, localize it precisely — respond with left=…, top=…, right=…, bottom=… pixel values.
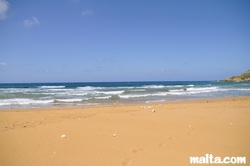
left=0, top=97, right=250, bottom=166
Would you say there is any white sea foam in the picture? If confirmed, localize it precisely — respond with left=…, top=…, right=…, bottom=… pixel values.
left=132, top=89, right=146, bottom=92
left=119, top=94, right=149, bottom=99
left=2, top=88, right=34, bottom=93
left=94, top=96, right=112, bottom=100
left=42, top=88, right=72, bottom=92
left=119, top=92, right=168, bottom=99
left=167, top=91, right=186, bottom=95
left=220, top=88, right=250, bottom=91
left=187, top=87, right=219, bottom=93
left=40, top=86, right=65, bottom=89
left=166, top=85, right=184, bottom=88
left=0, top=98, right=54, bottom=106
left=40, top=92, right=57, bottom=95
left=77, top=86, right=102, bottom=91
left=237, top=89, right=250, bottom=91
left=72, top=92, right=89, bottom=96
left=94, top=91, right=124, bottom=95
left=168, top=87, right=220, bottom=95
left=156, top=92, right=169, bottom=96
left=141, top=85, right=165, bottom=89
left=55, top=98, right=83, bottom=102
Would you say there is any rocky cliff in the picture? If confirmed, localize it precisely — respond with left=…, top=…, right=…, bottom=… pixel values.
left=220, top=70, right=250, bottom=82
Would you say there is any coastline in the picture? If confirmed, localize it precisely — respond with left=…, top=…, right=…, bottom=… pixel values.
left=0, top=95, right=249, bottom=112
left=1, top=81, right=250, bottom=110
left=1, top=96, right=250, bottom=165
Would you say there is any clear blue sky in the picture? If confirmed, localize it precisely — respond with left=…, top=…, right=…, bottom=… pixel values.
left=0, top=0, right=250, bottom=83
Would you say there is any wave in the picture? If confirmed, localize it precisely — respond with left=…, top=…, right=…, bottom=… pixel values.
left=92, top=95, right=120, bottom=100
left=41, top=88, right=73, bottom=92
left=119, top=94, right=150, bottom=99
left=120, top=87, right=221, bottom=98
left=168, top=87, right=220, bottom=95
left=77, top=86, right=103, bottom=91
left=141, top=85, right=165, bottom=89
left=54, top=98, right=84, bottom=102
left=40, top=86, right=65, bottom=89
left=94, top=90, right=124, bottom=95
left=122, top=89, right=146, bottom=95
left=0, top=98, right=54, bottom=106
left=187, top=87, right=219, bottom=92
left=166, top=85, right=184, bottom=88
left=119, top=92, right=168, bottom=99
left=0, top=88, right=35, bottom=93
left=1, top=82, right=250, bottom=109
left=72, top=92, right=89, bottom=96
left=94, top=96, right=111, bottom=100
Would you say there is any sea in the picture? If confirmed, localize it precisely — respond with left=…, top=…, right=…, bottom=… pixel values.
left=0, top=81, right=250, bottom=109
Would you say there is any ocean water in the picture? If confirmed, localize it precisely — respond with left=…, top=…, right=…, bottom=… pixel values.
left=0, top=81, right=250, bottom=109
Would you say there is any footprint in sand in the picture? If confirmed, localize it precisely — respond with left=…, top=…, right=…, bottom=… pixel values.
left=158, top=143, right=166, bottom=148
left=122, top=159, right=131, bottom=166
left=132, top=148, right=144, bottom=153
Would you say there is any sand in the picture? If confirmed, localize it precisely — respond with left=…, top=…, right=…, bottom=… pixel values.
left=0, top=97, right=250, bottom=166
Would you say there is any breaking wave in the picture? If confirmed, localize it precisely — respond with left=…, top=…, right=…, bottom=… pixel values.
left=1, top=81, right=250, bottom=109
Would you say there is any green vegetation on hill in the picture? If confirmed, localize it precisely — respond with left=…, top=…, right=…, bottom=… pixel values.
left=220, top=70, right=250, bottom=82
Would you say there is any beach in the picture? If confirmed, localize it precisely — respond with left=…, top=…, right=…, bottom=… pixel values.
left=0, top=96, right=249, bottom=166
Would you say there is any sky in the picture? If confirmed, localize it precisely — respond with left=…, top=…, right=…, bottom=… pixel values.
left=0, top=0, right=250, bottom=83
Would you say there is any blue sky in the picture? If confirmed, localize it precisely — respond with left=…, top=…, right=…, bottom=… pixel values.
left=0, top=0, right=250, bottom=83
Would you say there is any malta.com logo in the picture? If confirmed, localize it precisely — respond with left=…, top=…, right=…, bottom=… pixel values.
left=190, top=154, right=246, bottom=164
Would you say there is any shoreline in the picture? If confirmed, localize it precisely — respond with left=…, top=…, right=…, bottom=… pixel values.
left=1, top=81, right=250, bottom=111
left=1, top=96, right=250, bottom=166
left=0, top=95, right=249, bottom=112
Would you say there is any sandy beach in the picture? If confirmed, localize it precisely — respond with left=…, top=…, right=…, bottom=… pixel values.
left=0, top=97, right=249, bottom=166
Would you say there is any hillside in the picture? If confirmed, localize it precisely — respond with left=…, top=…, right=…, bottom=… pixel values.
left=220, top=70, right=250, bottom=82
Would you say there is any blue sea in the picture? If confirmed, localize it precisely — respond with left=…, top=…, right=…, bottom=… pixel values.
left=0, top=81, right=250, bottom=109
